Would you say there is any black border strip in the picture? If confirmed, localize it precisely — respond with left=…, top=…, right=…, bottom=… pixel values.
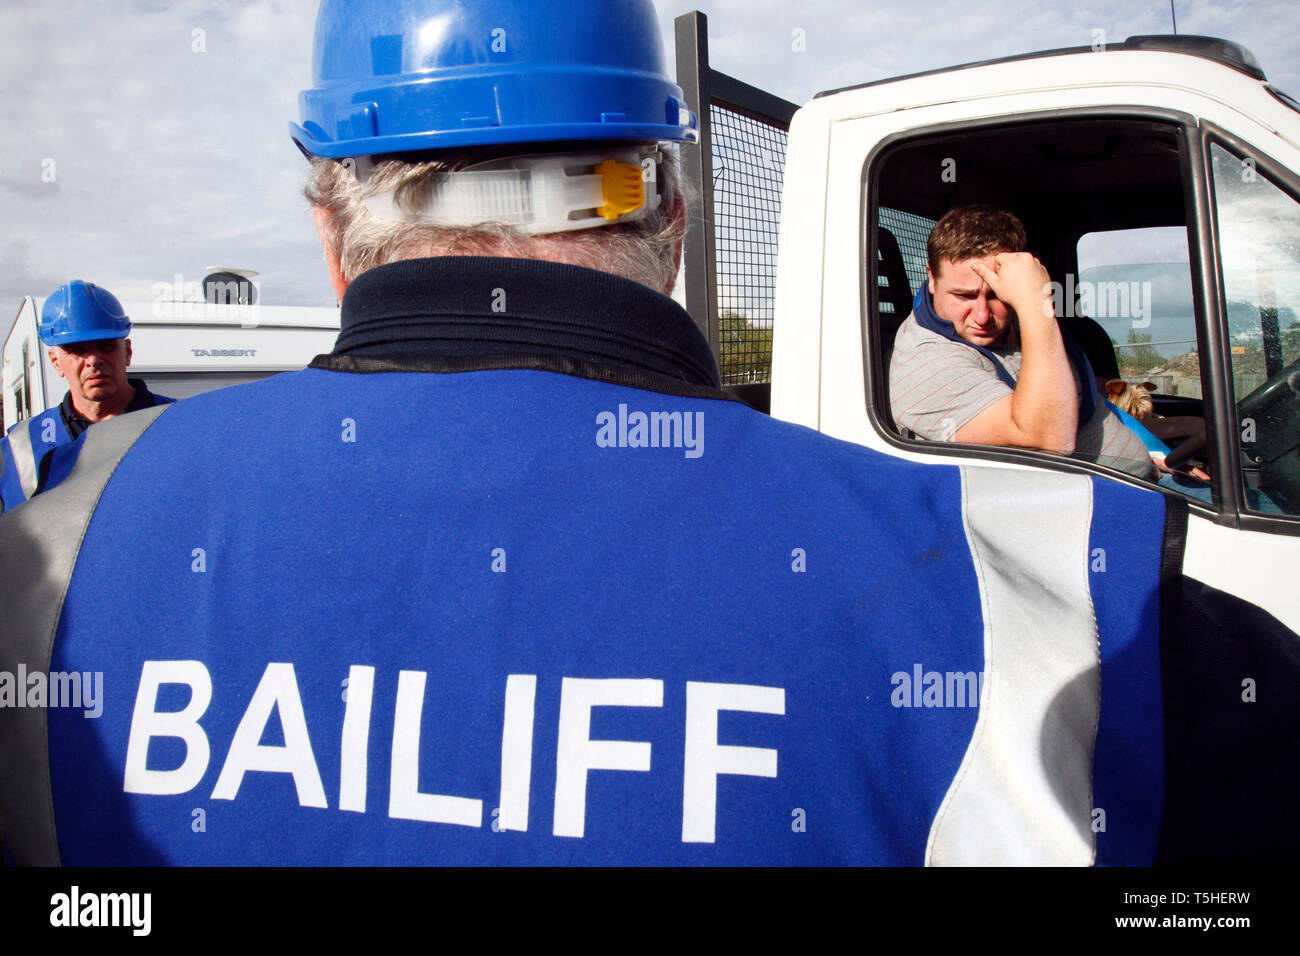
left=1154, top=495, right=1189, bottom=864
left=308, top=352, right=748, bottom=404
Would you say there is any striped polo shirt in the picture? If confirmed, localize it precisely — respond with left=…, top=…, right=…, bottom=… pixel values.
left=890, top=313, right=1155, bottom=479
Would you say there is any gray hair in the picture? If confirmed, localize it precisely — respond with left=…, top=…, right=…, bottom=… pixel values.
left=304, top=146, right=686, bottom=295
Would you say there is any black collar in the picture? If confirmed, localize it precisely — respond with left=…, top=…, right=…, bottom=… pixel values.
left=59, top=378, right=155, bottom=440
left=313, top=257, right=728, bottom=399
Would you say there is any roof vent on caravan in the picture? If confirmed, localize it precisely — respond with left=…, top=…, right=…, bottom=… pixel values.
left=203, top=268, right=258, bottom=306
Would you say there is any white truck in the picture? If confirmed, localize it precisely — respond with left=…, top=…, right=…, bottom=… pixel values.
left=677, top=21, right=1300, bottom=634
left=3, top=272, right=338, bottom=433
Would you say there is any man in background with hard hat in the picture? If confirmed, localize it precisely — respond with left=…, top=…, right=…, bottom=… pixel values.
left=0, top=280, right=173, bottom=512
left=0, top=0, right=1286, bottom=866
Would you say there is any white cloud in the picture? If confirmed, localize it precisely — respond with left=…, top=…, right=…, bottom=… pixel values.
left=0, top=0, right=1295, bottom=336
left=654, top=0, right=1299, bottom=104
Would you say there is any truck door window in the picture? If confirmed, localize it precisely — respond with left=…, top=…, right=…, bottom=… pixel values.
left=872, top=117, right=1214, bottom=496
left=1210, top=143, right=1300, bottom=516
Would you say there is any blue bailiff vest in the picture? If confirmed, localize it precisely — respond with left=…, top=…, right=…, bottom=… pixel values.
left=1, top=258, right=1293, bottom=866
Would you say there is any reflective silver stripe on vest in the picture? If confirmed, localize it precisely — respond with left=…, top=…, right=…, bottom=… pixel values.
left=926, top=466, right=1099, bottom=866
left=8, top=417, right=43, bottom=500
left=0, top=403, right=169, bottom=865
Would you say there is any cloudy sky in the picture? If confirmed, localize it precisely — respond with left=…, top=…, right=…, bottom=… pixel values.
left=1, top=0, right=1296, bottom=327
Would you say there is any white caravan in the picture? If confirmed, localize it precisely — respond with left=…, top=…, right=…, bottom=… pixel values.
left=3, top=282, right=339, bottom=432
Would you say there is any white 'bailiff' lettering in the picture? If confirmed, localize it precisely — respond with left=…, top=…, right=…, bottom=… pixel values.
left=553, top=677, right=664, bottom=838
left=498, top=674, right=537, bottom=832
left=120, top=663, right=787, bottom=847
left=211, top=663, right=327, bottom=807
left=682, top=681, right=785, bottom=843
left=339, top=665, right=375, bottom=813
left=123, top=660, right=213, bottom=795
left=388, top=670, right=483, bottom=827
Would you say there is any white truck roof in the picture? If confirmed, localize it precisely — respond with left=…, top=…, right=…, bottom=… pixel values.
left=803, top=39, right=1299, bottom=151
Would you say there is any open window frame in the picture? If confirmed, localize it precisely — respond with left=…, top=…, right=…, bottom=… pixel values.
left=859, top=107, right=1300, bottom=535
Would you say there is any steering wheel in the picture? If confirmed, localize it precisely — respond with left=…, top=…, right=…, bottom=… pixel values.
left=1237, top=354, right=1300, bottom=426
left=1166, top=355, right=1300, bottom=471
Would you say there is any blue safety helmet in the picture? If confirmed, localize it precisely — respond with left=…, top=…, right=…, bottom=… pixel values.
left=38, top=280, right=132, bottom=348
left=291, top=0, right=698, bottom=159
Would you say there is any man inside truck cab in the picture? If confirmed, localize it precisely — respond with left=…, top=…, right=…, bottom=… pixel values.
left=889, top=205, right=1156, bottom=479
left=0, top=280, right=173, bottom=512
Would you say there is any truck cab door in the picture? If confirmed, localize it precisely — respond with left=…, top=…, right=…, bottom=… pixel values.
left=802, top=81, right=1300, bottom=632
left=1179, top=129, right=1300, bottom=623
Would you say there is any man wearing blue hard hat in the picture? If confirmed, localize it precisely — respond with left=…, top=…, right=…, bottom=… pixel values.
left=0, top=0, right=1289, bottom=867
left=0, top=280, right=173, bottom=512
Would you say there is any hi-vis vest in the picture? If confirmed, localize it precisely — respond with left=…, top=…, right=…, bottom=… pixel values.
left=0, top=366, right=1183, bottom=865
left=0, top=408, right=72, bottom=513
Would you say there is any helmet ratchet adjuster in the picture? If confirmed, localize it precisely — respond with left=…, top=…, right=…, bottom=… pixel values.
left=345, top=147, right=663, bottom=235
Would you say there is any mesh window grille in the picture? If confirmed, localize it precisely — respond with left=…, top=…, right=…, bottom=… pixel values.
left=878, top=207, right=935, bottom=308
left=710, top=103, right=787, bottom=385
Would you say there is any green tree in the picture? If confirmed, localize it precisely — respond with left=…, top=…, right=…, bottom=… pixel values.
left=718, top=310, right=773, bottom=383
left=1119, top=329, right=1167, bottom=372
